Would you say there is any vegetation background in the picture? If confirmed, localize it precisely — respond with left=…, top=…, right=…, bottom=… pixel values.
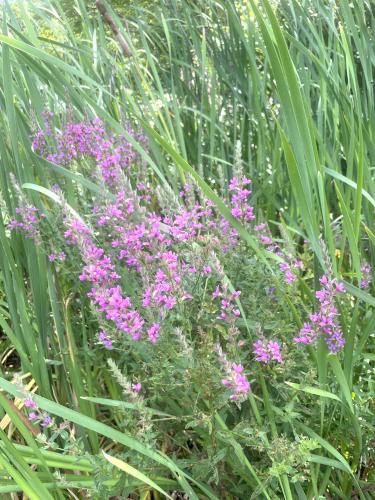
left=0, top=0, right=374, bottom=498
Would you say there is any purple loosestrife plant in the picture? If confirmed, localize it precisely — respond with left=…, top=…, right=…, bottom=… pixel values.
left=211, top=286, right=241, bottom=323
left=215, top=344, right=250, bottom=402
left=9, top=206, right=44, bottom=242
left=254, top=338, right=283, bottom=364
left=254, top=222, right=303, bottom=284
left=62, top=208, right=146, bottom=343
left=360, top=262, right=372, bottom=289
left=12, top=113, right=357, bottom=444
left=8, top=176, right=46, bottom=244
left=23, top=396, right=84, bottom=452
left=294, top=275, right=345, bottom=353
left=32, top=114, right=146, bottom=187
left=21, top=394, right=54, bottom=428
left=12, top=374, right=88, bottom=453
left=10, top=133, right=297, bottom=410
left=98, top=329, right=113, bottom=349
left=228, top=176, right=255, bottom=223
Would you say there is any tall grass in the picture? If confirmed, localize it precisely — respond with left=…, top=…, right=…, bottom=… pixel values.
left=0, top=0, right=373, bottom=497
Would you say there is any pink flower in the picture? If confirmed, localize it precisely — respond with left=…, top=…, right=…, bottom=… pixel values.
left=98, top=330, right=113, bottom=349
left=228, top=176, right=255, bottom=223
left=360, top=263, right=371, bottom=289
left=147, top=323, right=160, bottom=343
left=41, top=416, right=53, bottom=427
left=216, top=345, right=250, bottom=402
left=254, top=222, right=302, bottom=285
left=24, top=398, right=37, bottom=409
left=132, top=383, right=142, bottom=393
left=294, top=274, right=345, bottom=352
left=9, top=205, right=42, bottom=242
left=254, top=338, right=283, bottom=364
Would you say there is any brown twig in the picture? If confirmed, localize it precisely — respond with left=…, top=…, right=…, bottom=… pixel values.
left=95, top=0, right=132, bottom=57
left=1, top=394, right=39, bottom=437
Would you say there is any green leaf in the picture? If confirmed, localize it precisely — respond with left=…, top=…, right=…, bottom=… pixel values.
left=103, top=451, right=172, bottom=499
left=0, top=377, right=216, bottom=500
left=285, top=382, right=342, bottom=402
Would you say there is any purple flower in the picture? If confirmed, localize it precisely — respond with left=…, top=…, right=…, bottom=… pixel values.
left=216, top=345, right=250, bottom=402
left=229, top=176, right=255, bottom=223
left=142, top=259, right=185, bottom=312
left=98, top=330, right=113, bottom=349
left=24, top=398, right=37, bottom=409
left=41, top=415, right=53, bottom=427
left=360, top=262, right=371, bottom=289
left=32, top=116, right=145, bottom=187
left=221, top=363, right=250, bottom=401
left=132, top=383, right=142, bottom=393
left=293, top=322, right=318, bottom=345
left=48, top=252, right=66, bottom=263
left=294, top=274, right=345, bottom=352
left=58, top=252, right=66, bottom=261
left=63, top=212, right=146, bottom=342
left=147, top=323, right=161, bottom=343
left=212, top=287, right=242, bottom=324
left=254, top=338, right=283, bottom=364
left=9, top=205, right=43, bottom=242
left=64, top=218, right=91, bottom=245
left=255, top=223, right=302, bottom=285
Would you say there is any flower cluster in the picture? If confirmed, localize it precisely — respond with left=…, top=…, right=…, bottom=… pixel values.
left=12, top=113, right=354, bottom=409
left=63, top=212, right=146, bottom=342
left=165, top=196, right=215, bottom=242
left=32, top=114, right=145, bottom=186
left=216, top=344, right=250, bottom=401
left=24, top=398, right=53, bottom=427
left=253, top=338, right=283, bottom=364
left=147, top=323, right=161, bottom=343
left=222, top=364, right=250, bottom=400
left=98, top=329, right=113, bottom=349
left=255, top=223, right=303, bottom=284
left=294, top=275, right=345, bottom=353
left=360, top=262, right=371, bottom=289
left=9, top=205, right=45, bottom=243
left=142, top=254, right=186, bottom=312
left=228, top=176, right=255, bottom=222
left=48, top=251, right=66, bottom=262
left=212, top=286, right=241, bottom=323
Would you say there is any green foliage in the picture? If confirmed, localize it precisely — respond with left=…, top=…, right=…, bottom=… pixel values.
left=0, top=0, right=374, bottom=498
